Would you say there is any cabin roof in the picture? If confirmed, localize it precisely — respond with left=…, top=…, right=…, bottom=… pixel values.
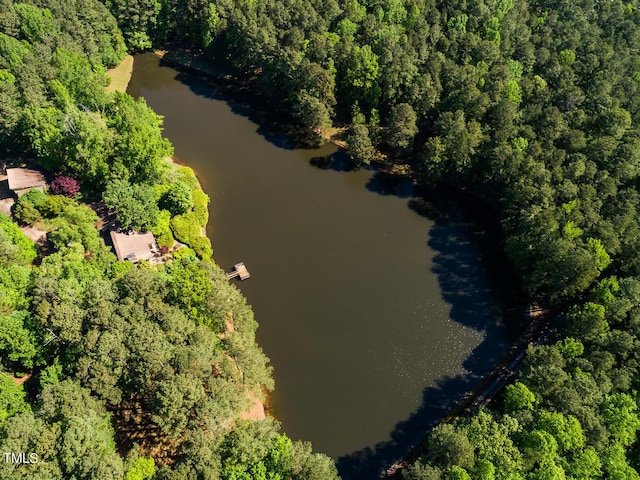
left=109, top=230, right=157, bottom=262
left=6, top=168, right=47, bottom=192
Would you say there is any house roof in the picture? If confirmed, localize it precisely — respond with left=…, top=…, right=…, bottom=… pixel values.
left=6, top=168, right=47, bottom=192
left=110, top=230, right=157, bottom=262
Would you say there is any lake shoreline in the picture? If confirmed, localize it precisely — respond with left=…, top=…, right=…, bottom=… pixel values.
left=130, top=48, right=534, bottom=477
left=105, top=54, right=134, bottom=93
left=103, top=53, right=272, bottom=421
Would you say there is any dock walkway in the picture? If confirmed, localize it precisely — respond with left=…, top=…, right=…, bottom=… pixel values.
left=228, top=262, right=250, bottom=280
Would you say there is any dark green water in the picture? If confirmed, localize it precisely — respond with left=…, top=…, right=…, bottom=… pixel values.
left=128, top=53, right=518, bottom=478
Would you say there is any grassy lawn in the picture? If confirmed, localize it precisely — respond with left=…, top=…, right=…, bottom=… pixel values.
left=105, top=55, right=134, bottom=93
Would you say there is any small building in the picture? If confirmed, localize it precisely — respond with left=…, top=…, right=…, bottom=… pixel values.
left=110, top=230, right=158, bottom=262
left=6, top=168, right=47, bottom=197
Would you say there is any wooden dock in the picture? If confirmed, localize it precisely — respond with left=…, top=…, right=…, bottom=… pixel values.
left=228, top=262, right=250, bottom=280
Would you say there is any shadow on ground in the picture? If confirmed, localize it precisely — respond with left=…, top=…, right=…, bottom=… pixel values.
left=336, top=191, right=525, bottom=480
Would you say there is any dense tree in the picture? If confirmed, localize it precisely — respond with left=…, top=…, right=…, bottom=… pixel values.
left=160, top=180, right=194, bottom=216
left=345, top=123, right=376, bottom=165
left=6, top=0, right=640, bottom=477
left=104, top=179, right=159, bottom=232
left=385, top=103, right=418, bottom=152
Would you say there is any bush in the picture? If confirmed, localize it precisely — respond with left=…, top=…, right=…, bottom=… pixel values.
left=192, top=189, right=209, bottom=227
left=170, top=211, right=212, bottom=260
left=161, top=180, right=194, bottom=215
left=0, top=216, right=38, bottom=265
left=189, top=235, right=212, bottom=261
left=175, top=166, right=200, bottom=189
left=11, top=200, right=41, bottom=225
left=39, top=195, right=75, bottom=218
left=171, top=246, right=196, bottom=260
left=18, top=189, right=46, bottom=206
left=50, top=175, right=80, bottom=197
left=11, top=189, right=46, bottom=225
left=170, top=212, right=200, bottom=244
left=151, top=210, right=175, bottom=248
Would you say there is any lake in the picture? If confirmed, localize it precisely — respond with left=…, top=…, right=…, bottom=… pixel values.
left=128, top=52, right=521, bottom=479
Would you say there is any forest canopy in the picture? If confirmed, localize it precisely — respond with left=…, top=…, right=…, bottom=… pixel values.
left=4, top=0, right=640, bottom=478
left=101, top=0, right=640, bottom=477
left=0, top=0, right=338, bottom=478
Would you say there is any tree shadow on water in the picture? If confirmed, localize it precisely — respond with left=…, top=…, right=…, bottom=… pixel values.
left=365, top=171, right=414, bottom=198
left=336, top=373, right=481, bottom=480
left=166, top=62, right=323, bottom=150
left=336, top=193, right=525, bottom=480
left=309, top=150, right=356, bottom=172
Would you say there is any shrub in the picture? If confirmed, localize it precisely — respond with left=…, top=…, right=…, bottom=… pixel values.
left=151, top=210, right=174, bottom=248
left=50, top=175, right=80, bottom=197
left=0, top=216, right=38, bottom=265
left=192, top=189, right=209, bottom=227
left=189, top=235, right=212, bottom=261
left=11, top=199, right=41, bottom=225
left=161, top=180, right=194, bottom=216
left=170, top=212, right=200, bottom=244
left=11, top=189, right=46, bottom=225
left=175, top=166, right=199, bottom=189
left=19, top=189, right=46, bottom=206
left=172, top=246, right=196, bottom=260
left=170, top=211, right=212, bottom=260
left=39, top=195, right=75, bottom=218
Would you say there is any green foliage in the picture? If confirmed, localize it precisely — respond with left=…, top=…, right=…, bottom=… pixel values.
left=0, top=215, right=37, bottom=265
left=295, top=90, right=333, bottom=132
left=11, top=188, right=46, bottom=225
left=107, top=93, right=172, bottom=185
left=124, top=456, right=155, bottom=480
left=40, top=357, right=64, bottom=388
left=0, top=32, right=31, bottom=68
left=0, top=374, right=30, bottom=426
left=9, top=0, right=640, bottom=476
left=343, top=44, right=381, bottom=110
left=601, top=394, right=640, bottom=447
left=192, top=188, right=210, bottom=227
left=536, top=411, right=584, bottom=453
left=402, top=461, right=444, bottom=480
left=166, top=256, right=215, bottom=327
left=0, top=311, right=38, bottom=371
left=504, top=79, right=522, bottom=105
left=504, top=381, right=536, bottom=413
left=161, top=180, right=194, bottom=215
left=13, top=3, right=56, bottom=43
left=386, top=103, right=418, bottom=152
left=558, top=49, right=576, bottom=66
left=346, top=123, right=376, bottom=165
left=588, top=237, right=611, bottom=272
left=0, top=263, right=31, bottom=313
left=150, top=209, right=174, bottom=248
left=427, top=423, right=474, bottom=469
left=170, top=211, right=212, bottom=259
left=555, top=338, right=584, bottom=360
left=104, top=179, right=159, bottom=232
left=219, top=421, right=296, bottom=480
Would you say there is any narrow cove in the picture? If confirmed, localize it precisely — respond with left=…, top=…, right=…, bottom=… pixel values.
left=127, top=52, right=523, bottom=479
